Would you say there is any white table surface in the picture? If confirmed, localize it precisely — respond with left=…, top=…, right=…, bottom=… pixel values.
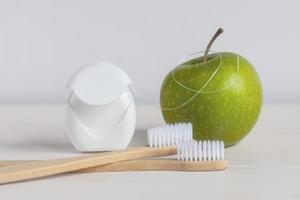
left=0, top=104, right=299, bottom=199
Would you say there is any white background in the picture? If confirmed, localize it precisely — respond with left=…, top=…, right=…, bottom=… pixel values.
left=0, top=0, right=299, bottom=104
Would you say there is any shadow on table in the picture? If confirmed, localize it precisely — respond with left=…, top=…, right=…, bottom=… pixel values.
left=0, top=130, right=76, bottom=154
left=0, top=130, right=148, bottom=154
left=129, top=130, right=148, bottom=147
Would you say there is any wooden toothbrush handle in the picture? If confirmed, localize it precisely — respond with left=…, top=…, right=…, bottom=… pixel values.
left=0, top=146, right=176, bottom=184
left=0, top=159, right=228, bottom=172
left=81, top=160, right=228, bottom=172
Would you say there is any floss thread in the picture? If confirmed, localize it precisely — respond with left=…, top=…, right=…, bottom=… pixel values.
left=129, top=52, right=240, bottom=111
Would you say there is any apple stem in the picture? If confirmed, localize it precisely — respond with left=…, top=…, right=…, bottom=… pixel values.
left=203, top=28, right=224, bottom=63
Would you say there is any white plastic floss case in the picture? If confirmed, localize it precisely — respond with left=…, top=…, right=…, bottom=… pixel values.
left=66, top=62, right=136, bottom=152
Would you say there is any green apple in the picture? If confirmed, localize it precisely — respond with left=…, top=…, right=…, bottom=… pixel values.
left=160, top=28, right=263, bottom=147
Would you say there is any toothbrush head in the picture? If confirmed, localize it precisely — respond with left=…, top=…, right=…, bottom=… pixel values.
left=147, top=123, right=193, bottom=147
left=177, top=141, right=225, bottom=161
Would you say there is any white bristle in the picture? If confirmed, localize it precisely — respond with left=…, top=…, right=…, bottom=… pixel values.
left=203, top=141, right=207, bottom=161
left=207, top=141, right=211, bottom=161
left=177, top=141, right=225, bottom=161
left=147, top=123, right=193, bottom=147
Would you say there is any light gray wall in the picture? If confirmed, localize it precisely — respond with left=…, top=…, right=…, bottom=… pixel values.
left=0, top=0, right=299, bottom=104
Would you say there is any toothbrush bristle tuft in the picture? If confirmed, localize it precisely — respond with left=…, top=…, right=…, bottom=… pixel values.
left=147, top=123, right=193, bottom=147
left=177, top=141, right=225, bottom=161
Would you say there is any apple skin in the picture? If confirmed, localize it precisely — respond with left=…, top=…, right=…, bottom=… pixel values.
left=160, top=52, right=263, bottom=147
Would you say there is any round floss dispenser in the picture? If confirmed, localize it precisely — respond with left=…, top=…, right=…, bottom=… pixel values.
left=66, top=62, right=136, bottom=152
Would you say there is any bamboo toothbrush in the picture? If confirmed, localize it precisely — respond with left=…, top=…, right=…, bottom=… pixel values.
left=0, top=141, right=227, bottom=172
left=0, top=123, right=193, bottom=184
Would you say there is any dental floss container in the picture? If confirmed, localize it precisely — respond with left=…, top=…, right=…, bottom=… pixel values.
left=66, top=62, right=136, bottom=152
